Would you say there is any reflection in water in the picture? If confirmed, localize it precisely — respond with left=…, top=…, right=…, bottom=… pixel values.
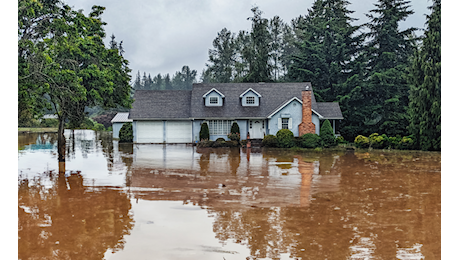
left=18, top=131, right=441, bottom=259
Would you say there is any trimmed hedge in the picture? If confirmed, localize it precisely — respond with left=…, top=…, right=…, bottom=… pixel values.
left=262, top=135, right=279, bottom=147
left=300, top=133, right=321, bottom=148
left=276, top=129, right=295, bottom=148
left=355, top=133, right=416, bottom=150
left=200, top=122, right=210, bottom=141
left=320, top=119, right=336, bottom=147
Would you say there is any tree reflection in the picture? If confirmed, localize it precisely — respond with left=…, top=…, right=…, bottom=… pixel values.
left=18, top=168, right=134, bottom=259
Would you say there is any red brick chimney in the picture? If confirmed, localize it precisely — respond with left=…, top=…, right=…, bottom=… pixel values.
left=298, top=88, right=316, bottom=136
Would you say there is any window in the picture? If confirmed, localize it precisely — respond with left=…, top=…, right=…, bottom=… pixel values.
left=209, top=97, right=218, bottom=104
left=282, top=118, right=289, bottom=129
left=208, top=120, right=232, bottom=135
left=246, top=96, right=255, bottom=104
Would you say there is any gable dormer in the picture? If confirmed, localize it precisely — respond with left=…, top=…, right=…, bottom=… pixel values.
left=240, top=88, right=262, bottom=107
left=203, top=88, right=225, bottom=106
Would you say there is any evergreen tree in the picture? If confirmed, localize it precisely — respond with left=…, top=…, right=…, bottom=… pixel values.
left=133, top=71, right=142, bottom=90
left=320, top=119, right=337, bottom=147
left=244, top=7, right=272, bottom=83
left=287, top=0, right=364, bottom=102
left=164, top=74, right=172, bottom=90
left=408, top=0, right=440, bottom=151
left=206, top=28, right=236, bottom=83
left=153, top=73, right=164, bottom=90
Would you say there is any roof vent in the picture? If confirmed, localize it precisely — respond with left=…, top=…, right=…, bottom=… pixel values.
left=305, top=85, right=310, bottom=90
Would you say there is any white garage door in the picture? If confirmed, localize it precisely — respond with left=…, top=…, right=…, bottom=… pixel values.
left=166, top=121, right=192, bottom=143
left=137, top=121, right=164, bottom=143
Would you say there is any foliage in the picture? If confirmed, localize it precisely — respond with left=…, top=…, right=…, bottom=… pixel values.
left=212, top=138, right=227, bottom=147
left=227, top=133, right=241, bottom=142
left=408, top=0, right=441, bottom=151
left=40, top=118, right=59, bottom=128
left=119, top=123, right=133, bottom=142
left=369, top=133, right=388, bottom=149
left=354, top=135, right=369, bottom=148
left=200, top=122, right=210, bottom=141
left=262, top=135, right=279, bottom=147
left=398, top=135, right=415, bottom=150
left=18, top=1, right=133, bottom=154
left=206, top=28, right=236, bottom=83
left=300, top=133, right=321, bottom=148
left=320, top=119, right=336, bottom=147
left=230, top=122, right=240, bottom=134
left=276, top=129, right=294, bottom=148
left=336, top=136, right=347, bottom=144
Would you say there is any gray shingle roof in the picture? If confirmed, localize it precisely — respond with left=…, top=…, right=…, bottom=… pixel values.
left=129, top=90, right=192, bottom=119
left=191, top=82, right=313, bottom=119
left=111, top=112, right=132, bottom=123
left=129, top=82, right=343, bottom=120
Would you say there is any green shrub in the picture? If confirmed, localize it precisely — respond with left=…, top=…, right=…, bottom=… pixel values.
left=262, top=135, right=278, bottom=147
left=320, top=119, right=336, bottom=147
left=276, top=129, right=294, bottom=148
left=227, top=132, right=240, bottom=142
left=336, top=136, right=347, bottom=144
left=398, top=135, right=415, bottom=150
left=300, top=133, right=321, bottom=148
left=212, top=138, right=226, bottom=147
left=119, top=122, right=133, bottom=142
left=93, top=123, right=105, bottom=131
left=388, top=136, right=402, bottom=149
left=200, top=122, right=210, bottom=141
left=369, top=133, right=388, bottom=149
left=230, top=122, right=240, bottom=134
left=40, top=118, right=59, bottom=128
left=197, top=140, right=213, bottom=148
left=354, top=135, right=369, bottom=148
left=107, top=126, right=113, bottom=131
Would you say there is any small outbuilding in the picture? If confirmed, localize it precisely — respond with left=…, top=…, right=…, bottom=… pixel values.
left=111, top=112, right=132, bottom=139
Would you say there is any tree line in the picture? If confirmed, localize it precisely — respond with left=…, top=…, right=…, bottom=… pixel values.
left=201, top=0, right=440, bottom=150
left=132, top=65, right=197, bottom=90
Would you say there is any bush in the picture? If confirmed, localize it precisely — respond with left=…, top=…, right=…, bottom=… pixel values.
left=212, top=138, right=226, bottom=147
left=300, top=133, right=321, bottom=148
left=336, top=136, right=347, bottom=144
left=276, top=129, right=294, bottom=148
left=227, top=132, right=240, bottom=142
left=369, top=133, right=388, bottom=149
left=320, top=119, right=336, bottom=147
left=230, top=122, right=240, bottom=134
left=388, top=136, right=402, bottom=149
left=119, top=122, right=133, bottom=142
left=262, top=135, right=278, bottom=147
left=398, top=135, right=415, bottom=150
left=40, top=118, right=59, bottom=128
left=93, top=123, right=105, bottom=131
left=197, top=140, right=213, bottom=148
left=225, top=140, right=239, bottom=147
left=354, top=135, right=369, bottom=148
left=200, top=122, right=210, bottom=141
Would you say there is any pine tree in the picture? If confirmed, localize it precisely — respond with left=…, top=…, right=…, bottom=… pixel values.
left=408, top=0, right=440, bottom=151
left=287, top=0, right=364, bottom=102
left=133, top=71, right=142, bottom=90
left=206, top=28, right=236, bottom=83
left=244, top=7, right=272, bottom=83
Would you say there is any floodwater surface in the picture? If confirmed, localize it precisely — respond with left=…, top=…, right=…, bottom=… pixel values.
left=18, top=130, right=441, bottom=259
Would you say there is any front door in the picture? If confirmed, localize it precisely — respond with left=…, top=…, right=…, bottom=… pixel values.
left=249, top=120, right=264, bottom=139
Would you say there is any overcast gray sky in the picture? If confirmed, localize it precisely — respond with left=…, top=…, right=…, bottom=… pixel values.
left=64, top=0, right=431, bottom=82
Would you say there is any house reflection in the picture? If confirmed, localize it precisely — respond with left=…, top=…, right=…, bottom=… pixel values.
left=129, top=145, right=342, bottom=208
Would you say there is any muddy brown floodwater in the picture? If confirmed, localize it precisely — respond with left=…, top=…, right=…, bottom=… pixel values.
left=18, top=130, right=441, bottom=260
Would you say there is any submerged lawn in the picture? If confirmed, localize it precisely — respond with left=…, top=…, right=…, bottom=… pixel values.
left=18, top=127, right=58, bottom=133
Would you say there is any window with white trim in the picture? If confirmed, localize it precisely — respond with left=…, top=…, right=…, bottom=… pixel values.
left=209, top=97, right=218, bottom=104
left=246, top=96, right=255, bottom=104
left=208, top=120, right=232, bottom=135
left=282, top=118, right=289, bottom=129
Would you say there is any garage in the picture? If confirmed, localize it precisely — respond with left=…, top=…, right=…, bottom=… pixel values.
left=136, top=121, right=164, bottom=143
left=166, top=121, right=192, bottom=143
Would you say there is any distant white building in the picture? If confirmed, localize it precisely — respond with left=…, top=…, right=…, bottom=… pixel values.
left=111, top=112, right=132, bottom=139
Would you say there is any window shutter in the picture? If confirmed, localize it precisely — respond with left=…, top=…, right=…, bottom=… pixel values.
left=288, top=118, right=292, bottom=129
left=278, top=118, right=282, bottom=129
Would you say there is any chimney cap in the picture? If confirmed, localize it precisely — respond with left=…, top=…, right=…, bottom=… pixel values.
left=305, top=85, right=310, bottom=91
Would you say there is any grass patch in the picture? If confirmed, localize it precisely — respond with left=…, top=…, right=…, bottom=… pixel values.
left=18, top=127, right=58, bottom=133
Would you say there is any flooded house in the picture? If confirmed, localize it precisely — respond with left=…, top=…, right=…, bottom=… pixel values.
left=128, top=82, right=343, bottom=143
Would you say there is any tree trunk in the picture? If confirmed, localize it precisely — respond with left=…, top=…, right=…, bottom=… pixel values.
left=57, top=117, right=66, bottom=162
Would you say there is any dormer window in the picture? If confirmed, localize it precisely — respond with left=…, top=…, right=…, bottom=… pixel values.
left=209, top=97, right=218, bottom=104
left=203, top=88, right=225, bottom=107
left=240, top=88, right=262, bottom=107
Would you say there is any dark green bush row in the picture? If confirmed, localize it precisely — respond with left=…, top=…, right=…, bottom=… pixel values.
left=197, top=138, right=239, bottom=148
left=262, top=120, right=338, bottom=149
left=354, top=133, right=416, bottom=150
